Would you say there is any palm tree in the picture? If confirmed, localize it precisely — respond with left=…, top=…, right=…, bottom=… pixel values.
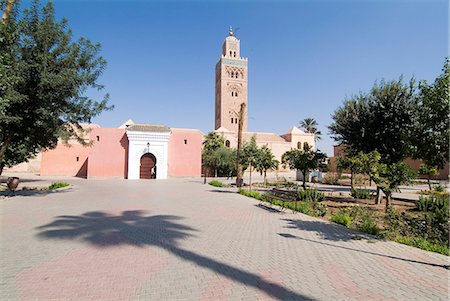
left=299, top=118, right=322, bottom=141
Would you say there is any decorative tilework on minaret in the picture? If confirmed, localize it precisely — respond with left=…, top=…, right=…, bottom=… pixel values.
left=215, top=26, right=248, bottom=132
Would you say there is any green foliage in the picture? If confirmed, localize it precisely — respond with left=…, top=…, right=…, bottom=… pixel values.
left=351, top=188, right=373, bottom=199
left=241, top=136, right=259, bottom=171
left=434, top=184, right=445, bottom=193
left=0, top=0, right=112, bottom=172
left=238, top=189, right=263, bottom=200
left=322, top=172, right=339, bottom=185
left=254, top=145, right=279, bottom=177
left=312, top=202, right=328, bottom=217
left=331, top=207, right=379, bottom=235
left=297, top=188, right=325, bottom=202
left=208, top=180, right=224, bottom=188
left=393, top=236, right=449, bottom=256
left=348, top=207, right=379, bottom=235
left=299, top=117, right=322, bottom=141
left=47, top=182, right=69, bottom=190
left=281, top=145, right=327, bottom=189
left=202, top=132, right=236, bottom=177
left=412, top=59, right=450, bottom=171
left=416, top=195, right=449, bottom=214
left=385, top=206, right=448, bottom=248
left=330, top=210, right=352, bottom=227
left=202, top=132, right=225, bottom=153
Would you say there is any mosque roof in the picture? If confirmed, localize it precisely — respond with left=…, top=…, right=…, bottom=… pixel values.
left=126, top=124, right=171, bottom=133
left=242, top=132, right=288, bottom=143
left=284, top=126, right=306, bottom=135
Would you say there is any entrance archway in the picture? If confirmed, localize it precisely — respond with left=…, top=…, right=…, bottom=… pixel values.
left=140, top=153, right=157, bottom=179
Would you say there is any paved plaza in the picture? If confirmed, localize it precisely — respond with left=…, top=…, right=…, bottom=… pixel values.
left=1, top=177, right=449, bottom=300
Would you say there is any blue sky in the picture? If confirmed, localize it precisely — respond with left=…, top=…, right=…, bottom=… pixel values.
left=22, top=0, right=448, bottom=155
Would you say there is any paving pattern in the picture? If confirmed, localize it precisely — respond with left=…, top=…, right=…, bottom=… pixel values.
left=1, top=178, right=449, bottom=300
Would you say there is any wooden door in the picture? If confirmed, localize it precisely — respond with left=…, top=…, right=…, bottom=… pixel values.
left=140, top=154, right=155, bottom=179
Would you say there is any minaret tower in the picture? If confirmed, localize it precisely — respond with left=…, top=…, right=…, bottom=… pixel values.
left=215, top=26, right=248, bottom=132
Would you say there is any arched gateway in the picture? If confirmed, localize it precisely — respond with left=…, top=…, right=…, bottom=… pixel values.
left=126, top=124, right=171, bottom=180
left=140, top=153, right=157, bottom=179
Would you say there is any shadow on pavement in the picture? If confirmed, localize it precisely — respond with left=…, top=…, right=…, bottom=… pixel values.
left=37, top=210, right=313, bottom=300
left=278, top=232, right=449, bottom=269
left=283, top=218, right=365, bottom=242
left=208, top=189, right=236, bottom=194
left=0, top=188, right=71, bottom=198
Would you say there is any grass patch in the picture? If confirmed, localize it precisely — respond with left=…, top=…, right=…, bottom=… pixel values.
left=330, top=210, right=352, bottom=227
left=208, top=180, right=225, bottom=188
left=47, top=182, right=70, bottom=190
left=393, top=235, right=449, bottom=256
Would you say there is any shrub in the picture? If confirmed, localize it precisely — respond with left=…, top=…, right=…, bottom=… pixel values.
left=394, top=236, right=449, bottom=256
left=351, top=188, right=373, bottom=199
left=347, top=206, right=379, bottom=235
left=238, top=189, right=263, bottom=200
left=330, top=210, right=352, bottom=227
left=296, top=202, right=314, bottom=215
left=434, top=184, right=445, bottom=193
left=47, top=182, right=70, bottom=190
left=416, top=195, right=449, bottom=214
left=322, top=172, right=339, bottom=185
left=297, top=188, right=325, bottom=202
left=313, top=202, right=328, bottom=217
left=208, top=180, right=225, bottom=187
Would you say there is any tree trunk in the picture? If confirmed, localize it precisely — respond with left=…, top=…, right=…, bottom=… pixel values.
left=350, top=171, right=354, bottom=190
left=264, top=170, right=267, bottom=187
left=214, top=168, right=217, bottom=178
left=236, top=103, right=246, bottom=187
left=249, top=164, right=252, bottom=191
left=302, top=170, right=307, bottom=190
left=0, top=161, right=4, bottom=176
left=427, top=175, right=432, bottom=191
left=375, top=187, right=382, bottom=205
left=385, top=192, right=392, bottom=211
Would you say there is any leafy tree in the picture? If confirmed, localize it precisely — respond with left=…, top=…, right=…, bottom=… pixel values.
left=255, top=145, right=279, bottom=186
left=0, top=0, right=112, bottom=174
left=412, top=59, right=450, bottom=176
left=281, top=145, right=327, bottom=190
left=241, top=136, right=260, bottom=189
left=418, top=164, right=438, bottom=191
left=202, top=132, right=225, bottom=177
left=300, top=117, right=322, bottom=141
left=329, top=78, right=418, bottom=208
left=336, top=152, right=364, bottom=189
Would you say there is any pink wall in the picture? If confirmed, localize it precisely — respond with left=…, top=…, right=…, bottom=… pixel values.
left=41, top=141, right=91, bottom=177
left=87, top=128, right=128, bottom=178
left=168, top=129, right=203, bottom=177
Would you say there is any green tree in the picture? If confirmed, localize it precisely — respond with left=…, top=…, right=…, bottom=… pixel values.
left=255, top=145, right=279, bottom=186
left=202, top=132, right=225, bottom=177
left=241, top=136, right=260, bottom=190
left=299, top=117, right=322, bottom=141
left=0, top=0, right=112, bottom=174
left=418, top=164, right=438, bottom=191
left=336, top=153, right=364, bottom=189
left=281, top=144, right=327, bottom=190
left=329, top=78, right=418, bottom=208
left=412, top=59, right=450, bottom=177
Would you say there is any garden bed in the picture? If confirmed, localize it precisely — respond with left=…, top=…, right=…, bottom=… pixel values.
left=238, top=187, right=449, bottom=256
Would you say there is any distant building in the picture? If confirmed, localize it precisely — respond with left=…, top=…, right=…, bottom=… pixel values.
left=214, top=26, right=315, bottom=162
left=5, top=27, right=317, bottom=178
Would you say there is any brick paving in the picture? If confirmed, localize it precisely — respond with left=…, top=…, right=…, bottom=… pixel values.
left=0, top=178, right=448, bottom=300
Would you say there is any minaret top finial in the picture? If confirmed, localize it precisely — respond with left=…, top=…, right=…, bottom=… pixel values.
left=229, top=25, right=233, bottom=36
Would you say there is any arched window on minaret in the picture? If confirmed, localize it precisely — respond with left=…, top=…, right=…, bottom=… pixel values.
left=234, top=52, right=236, bottom=57
left=235, top=92, right=238, bottom=97
left=230, top=51, right=232, bottom=57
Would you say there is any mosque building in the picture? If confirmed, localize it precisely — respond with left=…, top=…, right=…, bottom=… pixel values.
left=5, top=27, right=314, bottom=179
